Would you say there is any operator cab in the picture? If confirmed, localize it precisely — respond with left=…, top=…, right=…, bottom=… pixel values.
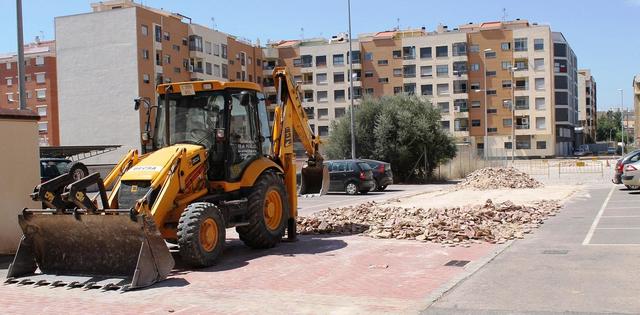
left=140, top=81, right=272, bottom=182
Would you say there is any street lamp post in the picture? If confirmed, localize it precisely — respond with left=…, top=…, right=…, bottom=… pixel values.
left=347, top=0, right=356, bottom=160
left=619, top=89, right=624, bottom=155
left=16, top=0, right=26, bottom=110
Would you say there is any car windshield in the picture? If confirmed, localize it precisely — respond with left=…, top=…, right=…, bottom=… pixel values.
left=154, top=91, right=226, bottom=149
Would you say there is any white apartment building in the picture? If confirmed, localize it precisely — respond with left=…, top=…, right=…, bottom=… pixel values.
left=578, top=69, right=597, bottom=143
left=552, top=32, right=579, bottom=155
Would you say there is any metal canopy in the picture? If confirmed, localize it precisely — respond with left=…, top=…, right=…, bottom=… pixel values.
left=40, top=145, right=121, bottom=161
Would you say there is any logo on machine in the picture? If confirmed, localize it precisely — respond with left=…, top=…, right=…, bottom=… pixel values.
left=191, top=154, right=201, bottom=166
left=284, top=127, right=292, bottom=147
left=130, top=165, right=162, bottom=172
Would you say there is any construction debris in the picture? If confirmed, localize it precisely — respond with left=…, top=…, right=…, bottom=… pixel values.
left=297, top=199, right=561, bottom=246
left=454, top=167, right=543, bottom=190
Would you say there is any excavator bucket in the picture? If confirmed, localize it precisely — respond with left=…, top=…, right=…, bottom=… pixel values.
left=299, top=163, right=330, bottom=195
left=5, top=210, right=174, bottom=291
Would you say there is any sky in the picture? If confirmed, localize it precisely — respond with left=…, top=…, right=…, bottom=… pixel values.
left=0, top=0, right=638, bottom=109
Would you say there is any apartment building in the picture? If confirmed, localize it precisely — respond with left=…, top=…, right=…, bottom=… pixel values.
left=56, top=0, right=263, bottom=163
left=0, top=39, right=58, bottom=146
left=577, top=69, right=597, bottom=143
left=269, top=20, right=577, bottom=157
left=634, top=75, right=640, bottom=143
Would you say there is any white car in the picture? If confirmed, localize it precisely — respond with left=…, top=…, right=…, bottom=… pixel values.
left=621, top=160, right=640, bottom=189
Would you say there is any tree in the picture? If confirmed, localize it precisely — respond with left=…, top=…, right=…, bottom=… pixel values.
left=325, top=94, right=456, bottom=182
left=596, top=110, right=628, bottom=143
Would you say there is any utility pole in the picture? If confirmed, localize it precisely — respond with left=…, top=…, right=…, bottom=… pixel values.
left=619, top=89, right=624, bottom=155
left=347, top=0, right=356, bottom=159
left=482, top=48, right=492, bottom=160
left=16, top=0, right=26, bottom=110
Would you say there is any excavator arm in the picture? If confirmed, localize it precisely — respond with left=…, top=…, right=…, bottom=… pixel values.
left=271, top=67, right=329, bottom=223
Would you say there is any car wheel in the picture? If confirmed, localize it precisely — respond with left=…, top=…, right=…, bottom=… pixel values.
left=345, top=182, right=358, bottom=195
left=371, top=181, right=377, bottom=192
left=626, top=185, right=640, bottom=190
left=377, top=185, right=387, bottom=191
left=68, top=162, right=89, bottom=181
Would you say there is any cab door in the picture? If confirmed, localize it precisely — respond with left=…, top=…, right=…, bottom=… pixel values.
left=226, top=90, right=261, bottom=182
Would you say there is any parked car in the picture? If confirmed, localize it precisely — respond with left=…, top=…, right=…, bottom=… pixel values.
left=325, top=160, right=375, bottom=195
left=360, top=159, right=393, bottom=191
left=621, top=159, right=640, bottom=189
left=40, top=158, right=89, bottom=182
left=612, top=150, right=640, bottom=186
left=607, top=147, right=617, bottom=155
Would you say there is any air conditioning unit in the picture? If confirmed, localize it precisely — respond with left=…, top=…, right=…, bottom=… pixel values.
left=521, top=117, right=529, bottom=125
left=454, top=105, right=460, bottom=112
left=188, top=65, right=194, bottom=72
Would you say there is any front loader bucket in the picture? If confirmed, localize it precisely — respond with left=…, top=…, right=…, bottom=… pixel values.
left=299, top=163, right=329, bottom=195
left=6, top=210, right=174, bottom=291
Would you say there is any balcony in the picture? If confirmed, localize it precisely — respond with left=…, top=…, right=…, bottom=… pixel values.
left=516, top=124, right=530, bottom=130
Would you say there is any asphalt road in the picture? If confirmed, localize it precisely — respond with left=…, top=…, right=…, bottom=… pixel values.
left=297, top=183, right=449, bottom=216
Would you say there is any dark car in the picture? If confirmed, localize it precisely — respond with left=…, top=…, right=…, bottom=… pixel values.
left=325, top=160, right=375, bottom=195
left=40, top=158, right=89, bottom=182
left=361, top=159, right=393, bottom=191
left=613, top=150, right=640, bottom=186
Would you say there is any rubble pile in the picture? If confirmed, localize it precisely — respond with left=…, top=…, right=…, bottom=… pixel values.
left=297, top=199, right=561, bottom=245
left=455, top=167, right=543, bottom=190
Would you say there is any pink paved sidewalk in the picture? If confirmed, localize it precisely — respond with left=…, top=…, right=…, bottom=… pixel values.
left=1, top=235, right=496, bottom=314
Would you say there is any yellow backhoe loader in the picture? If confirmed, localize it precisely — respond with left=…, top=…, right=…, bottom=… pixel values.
left=6, top=67, right=328, bottom=291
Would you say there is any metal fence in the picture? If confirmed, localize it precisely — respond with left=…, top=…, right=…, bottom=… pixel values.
left=434, top=146, right=510, bottom=180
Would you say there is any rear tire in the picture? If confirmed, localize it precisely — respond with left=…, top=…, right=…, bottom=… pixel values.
left=237, top=172, right=290, bottom=249
left=68, top=162, right=89, bottom=181
left=345, top=182, right=358, bottom=195
left=177, top=202, right=225, bottom=267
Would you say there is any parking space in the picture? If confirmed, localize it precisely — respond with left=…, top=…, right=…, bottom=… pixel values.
left=583, top=186, right=640, bottom=246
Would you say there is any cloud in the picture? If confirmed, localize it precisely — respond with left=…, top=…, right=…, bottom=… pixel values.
left=626, top=0, right=640, bottom=6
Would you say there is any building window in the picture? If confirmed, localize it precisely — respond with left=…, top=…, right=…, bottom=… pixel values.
left=535, top=97, right=545, bottom=110
left=36, top=73, right=45, bottom=84
left=420, top=47, right=432, bottom=59
left=221, top=44, right=228, bottom=59
left=6, top=62, right=11, bottom=69
left=554, top=43, right=567, bottom=57
left=317, top=91, right=328, bottom=102
left=453, top=61, right=467, bottom=75
left=37, top=105, right=47, bottom=117
left=6, top=77, right=12, bottom=86
left=453, top=80, right=467, bottom=94
left=485, top=70, right=496, bottom=77
left=487, top=127, right=498, bottom=133
left=392, top=50, right=402, bottom=59
left=364, top=52, right=373, bottom=61
left=38, top=121, right=48, bottom=133
left=471, top=119, right=481, bottom=127
left=502, top=80, right=512, bottom=88
left=452, top=42, right=466, bottom=56
left=470, top=63, right=479, bottom=72
left=515, top=96, right=529, bottom=109
left=487, top=108, right=497, bottom=114
left=364, top=71, right=374, bottom=78
left=516, top=136, right=531, bottom=149
left=142, top=49, right=149, bottom=60
left=331, top=72, right=345, bottom=83
left=470, top=82, right=480, bottom=90
left=421, top=84, right=433, bottom=96
left=534, top=38, right=544, bottom=51
left=35, top=56, right=44, bottom=66
left=141, top=24, right=148, bottom=36
left=435, top=45, right=448, bottom=57
left=318, top=108, right=329, bottom=119
left=438, top=102, right=450, bottom=113
left=172, top=44, right=180, bottom=52
left=378, top=77, right=389, bottom=83
left=221, top=64, right=228, bottom=79
left=420, top=66, right=433, bottom=77
left=333, top=54, right=344, bottom=65
left=334, top=90, right=345, bottom=102
left=501, top=42, right=511, bottom=51
left=316, top=73, right=327, bottom=84
left=404, top=83, right=416, bottom=95
left=318, top=126, right=329, bottom=137
left=536, top=141, right=547, bottom=149
left=469, top=44, right=479, bottom=53
left=436, top=83, right=449, bottom=96
left=163, top=54, right=171, bottom=65
left=205, top=62, right=212, bottom=75
left=471, top=101, right=480, bottom=108
left=486, top=89, right=497, bottom=95
left=485, top=51, right=496, bottom=59
left=214, top=64, right=221, bottom=77
left=504, top=142, right=513, bottom=149
left=377, top=59, right=388, bottom=66
left=503, top=99, right=513, bottom=109
left=213, top=44, right=220, bottom=56
left=535, top=78, right=545, bottom=91
left=403, top=65, right=416, bottom=78
left=315, top=55, right=327, bottom=67
left=365, top=88, right=374, bottom=95
left=335, top=107, right=346, bottom=118
left=36, top=89, right=46, bottom=100
left=534, top=58, right=544, bottom=71
left=6, top=93, right=14, bottom=102
left=205, top=41, right=212, bottom=54
left=189, top=35, right=203, bottom=52
left=154, top=25, right=162, bottom=42
left=503, top=118, right=512, bottom=127
left=514, top=38, right=528, bottom=51
left=436, top=65, right=448, bottom=76
left=441, top=121, right=450, bottom=130
left=501, top=61, right=512, bottom=70
left=143, top=74, right=150, bottom=83
left=536, top=117, right=546, bottom=130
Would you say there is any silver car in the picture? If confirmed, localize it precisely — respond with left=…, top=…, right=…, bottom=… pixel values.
left=621, top=160, right=640, bottom=189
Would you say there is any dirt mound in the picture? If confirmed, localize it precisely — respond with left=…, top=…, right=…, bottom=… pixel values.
left=454, top=167, right=542, bottom=190
left=297, top=199, right=561, bottom=246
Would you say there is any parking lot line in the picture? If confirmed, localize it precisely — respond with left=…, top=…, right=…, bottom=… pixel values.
left=602, top=206, right=639, bottom=210
left=595, top=227, right=640, bottom=230
left=601, top=215, right=640, bottom=218
left=582, top=185, right=615, bottom=245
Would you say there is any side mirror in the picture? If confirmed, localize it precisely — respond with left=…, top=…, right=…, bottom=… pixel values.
left=141, top=131, right=150, bottom=142
left=134, top=99, right=141, bottom=111
left=239, top=91, right=250, bottom=106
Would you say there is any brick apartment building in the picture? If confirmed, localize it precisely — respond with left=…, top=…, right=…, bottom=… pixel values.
left=55, top=0, right=585, bottom=160
left=578, top=69, right=597, bottom=144
left=56, top=0, right=265, bottom=163
left=634, top=74, right=640, bottom=143
left=266, top=20, right=581, bottom=157
left=0, top=39, right=58, bottom=146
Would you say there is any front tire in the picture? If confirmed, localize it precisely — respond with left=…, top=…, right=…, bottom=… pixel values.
left=345, top=182, right=358, bottom=195
left=68, top=162, right=89, bottom=181
left=177, top=202, right=226, bottom=267
left=237, top=172, right=290, bottom=249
